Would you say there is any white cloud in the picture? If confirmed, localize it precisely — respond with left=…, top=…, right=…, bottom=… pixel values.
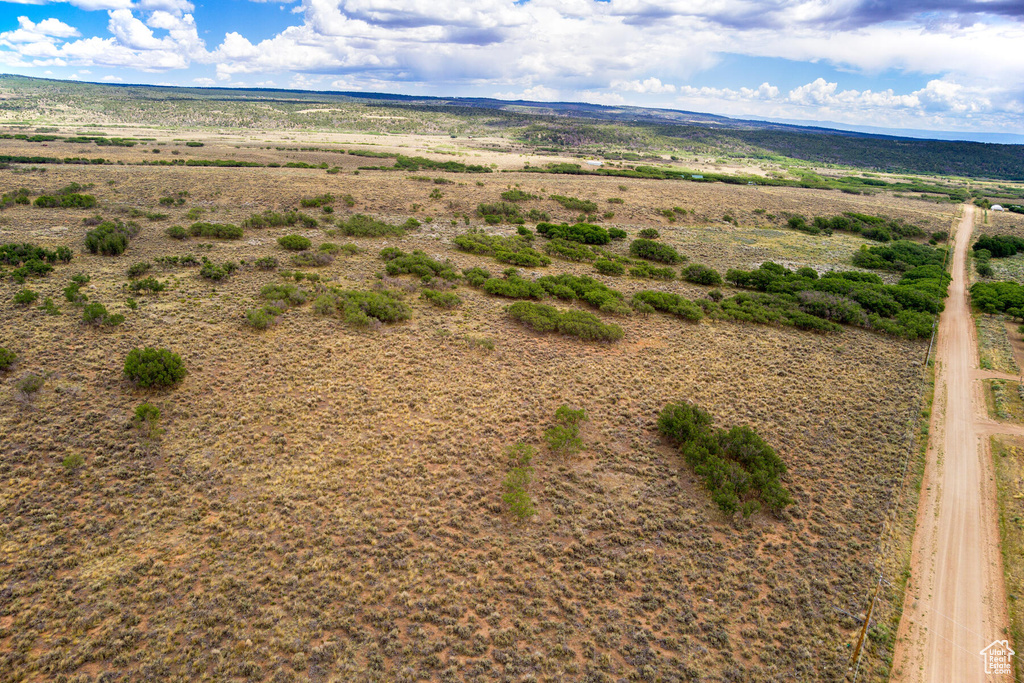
left=611, top=77, right=676, bottom=94
left=193, top=76, right=214, bottom=85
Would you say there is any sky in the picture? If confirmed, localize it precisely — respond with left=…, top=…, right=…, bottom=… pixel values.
left=1, top=0, right=1023, bottom=137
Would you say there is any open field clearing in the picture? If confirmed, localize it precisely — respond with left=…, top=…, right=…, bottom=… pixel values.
left=0, top=133, right=965, bottom=682
left=992, top=436, right=1024, bottom=681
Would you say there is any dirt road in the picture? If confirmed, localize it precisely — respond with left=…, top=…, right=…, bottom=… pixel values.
left=892, top=204, right=1012, bottom=682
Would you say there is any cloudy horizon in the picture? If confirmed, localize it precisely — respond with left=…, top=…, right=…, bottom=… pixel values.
left=1, top=0, right=1022, bottom=137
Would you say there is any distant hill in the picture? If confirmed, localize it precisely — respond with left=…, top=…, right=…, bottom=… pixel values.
left=2, top=74, right=1022, bottom=180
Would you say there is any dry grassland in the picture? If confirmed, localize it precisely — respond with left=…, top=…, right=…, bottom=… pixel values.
left=0, top=137, right=955, bottom=682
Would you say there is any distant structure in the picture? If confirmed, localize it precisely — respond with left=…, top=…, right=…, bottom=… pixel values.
left=586, top=160, right=603, bottom=166
left=992, top=204, right=1005, bottom=211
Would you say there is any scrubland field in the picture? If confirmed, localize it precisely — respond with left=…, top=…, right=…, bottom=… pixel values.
left=0, top=119, right=979, bottom=683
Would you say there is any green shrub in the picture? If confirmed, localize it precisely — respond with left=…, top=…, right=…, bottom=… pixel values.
left=278, top=235, right=312, bottom=251
left=629, top=262, right=676, bottom=280
left=550, top=195, right=598, bottom=213
left=632, top=291, right=704, bottom=321
left=39, top=297, right=61, bottom=315
left=544, top=405, right=587, bottom=457
left=245, top=306, right=280, bottom=329
left=483, top=275, right=547, bottom=299
left=658, top=401, right=792, bottom=516
left=535, top=222, right=610, bottom=245
left=165, top=225, right=188, bottom=240
left=630, top=238, right=683, bottom=264
left=500, top=189, right=538, bottom=202
left=34, top=193, right=97, bottom=209
left=502, top=443, right=536, bottom=521
left=337, top=214, right=406, bottom=237
left=133, top=402, right=163, bottom=439
left=477, top=201, right=523, bottom=223
left=682, top=264, right=723, bottom=286
left=199, top=260, right=238, bottom=280
left=82, top=302, right=125, bottom=327
left=313, top=288, right=412, bottom=326
left=85, top=221, right=139, bottom=256
left=506, top=301, right=624, bottom=342
left=123, top=347, right=187, bottom=388
left=189, top=222, right=243, bottom=239
left=462, top=267, right=492, bottom=287
left=129, top=276, right=166, bottom=293
left=595, top=259, right=625, bottom=276
left=127, top=261, right=152, bottom=278
left=638, top=228, right=660, bottom=239
left=319, top=242, right=340, bottom=254
left=543, top=238, right=596, bottom=262
left=16, top=373, right=45, bottom=395
left=608, top=227, right=627, bottom=239
left=0, top=347, right=16, bottom=371
left=420, top=289, right=462, bottom=309
left=254, top=255, right=279, bottom=270
left=13, top=288, right=38, bottom=305
left=261, top=283, right=309, bottom=306
left=0, top=242, right=72, bottom=266
left=300, top=193, right=335, bottom=208
left=383, top=249, right=459, bottom=280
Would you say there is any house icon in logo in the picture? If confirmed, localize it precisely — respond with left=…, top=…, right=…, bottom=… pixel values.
left=981, top=639, right=1015, bottom=675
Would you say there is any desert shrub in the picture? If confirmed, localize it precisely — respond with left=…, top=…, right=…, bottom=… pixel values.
left=483, top=275, right=547, bottom=299
left=421, top=289, right=462, bottom=308
left=165, top=225, right=188, bottom=240
left=319, top=242, right=340, bottom=254
left=242, top=210, right=296, bottom=229
left=535, top=222, right=609, bottom=245
left=124, top=347, right=186, bottom=388
left=127, top=261, right=152, bottom=278
left=34, top=193, right=97, bottom=209
left=383, top=249, right=459, bottom=280
left=544, top=405, right=587, bottom=457
left=16, top=373, right=45, bottom=395
left=39, top=297, right=60, bottom=315
left=300, top=193, right=334, bottom=208
left=638, top=228, right=661, bottom=239
left=261, top=283, right=309, bottom=306
left=630, top=238, right=683, bottom=264
left=477, top=201, right=523, bottom=223
left=537, top=274, right=631, bottom=315
left=254, top=255, right=279, bottom=270
left=974, top=234, right=1024, bottom=258
left=658, top=401, right=792, bottom=515
left=852, top=240, right=945, bottom=271
left=544, top=238, right=596, bottom=262
left=500, top=189, right=538, bottom=202
left=496, top=247, right=550, bottom=268
left=0, top=242, right=72, bottom=266
left=682, top=263, right=723, bottom=286
left=199, top=260, right=238, bottom=281
left=13, top=288, right=38, bottom=305
left=278, top=235, right=312, bottom=251
left=291, top=251, right=334, bottom=267
left=629, top=262, right=676, bottom=280
left=0, top=347, right=16, bottom=371
left=133, top=402, right=164, bottom=439
left=462, top=267, right=492, bottom=287
left=129, top=276, right=166, bottom=293
left=64, top=277, right=89, bottom=304
left=632, top=291, right=704, bottom=321
left=502, top=443, right=536, bottom=521
left=189, top=222, right=243, bottom=239
left=313, top=288, right=412, bottom=326
left=594, top=259, right=625, bottom=276
left=337, top=213, right=406, bottom=237
left=82, top=302, right=125, bottom=327
left=85, top=220, right=139, bottom=256
left=550, top=195, right=598, bottom=213
left=245, top=306, right=280, bottom=330
left=506, top=301, right=624, bottom=341
left=608, top=227, right=627, bottom=239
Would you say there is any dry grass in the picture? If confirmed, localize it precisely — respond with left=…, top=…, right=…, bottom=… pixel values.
left=976, top=315, right=1020, bottom=375
left=991, top=436, right=1024, bottom=681
left=0, top=136, right=957, bottom=682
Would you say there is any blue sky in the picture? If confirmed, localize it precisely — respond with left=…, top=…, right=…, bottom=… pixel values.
left=1, top=0, right=1022, bottom=135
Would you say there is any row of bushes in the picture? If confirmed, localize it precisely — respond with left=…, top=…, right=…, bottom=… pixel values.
left=313, top=288, right=411, bottom=327
left=506, top=301, right=624, bottom=342
left=34, top=193, right=97, bottom=209
left=658, top=401, right=792, bottom=516
left=453, top=230, right=551, bottom=267
left=241, top=210, right=318, bottom=230
left=535, top=222, right=609, bottom=245
left=787, top=213, right=925, bottom=242
left=971, top=281, right=1024, bottom=317
left=851, top=240, right=946, bottom=271
left=381, top=248, right=459, bottom=281
left=973, top=234, right=1024, bottom=258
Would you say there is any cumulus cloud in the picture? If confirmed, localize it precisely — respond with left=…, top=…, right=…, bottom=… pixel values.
left=611, top=77, right=676, bottom=94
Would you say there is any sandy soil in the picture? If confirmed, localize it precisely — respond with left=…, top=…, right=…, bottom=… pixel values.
left=892, top=204, right=1012, bottom=682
